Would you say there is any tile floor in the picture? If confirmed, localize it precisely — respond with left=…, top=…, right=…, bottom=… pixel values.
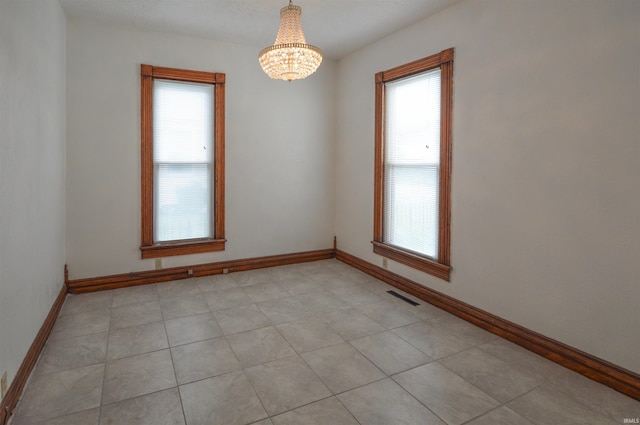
left=9, top=259, right=640, bottom=425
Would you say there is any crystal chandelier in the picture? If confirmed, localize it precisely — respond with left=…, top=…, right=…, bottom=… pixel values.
left=259, top=0, right=323, bottom=81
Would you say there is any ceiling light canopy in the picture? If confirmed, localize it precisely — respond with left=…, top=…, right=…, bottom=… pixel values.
left=259, top=0, right=323, bottom=81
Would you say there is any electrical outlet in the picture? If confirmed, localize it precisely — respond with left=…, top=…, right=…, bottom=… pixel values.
left=1, top=370, right=7, bottom=399
left=382, top=258, right=388, bottom=269
left=222, top=268, right=229, bottom=274
left=155, top=258, right=163, bottom=270
left=187, top=269, right=194, bottom=276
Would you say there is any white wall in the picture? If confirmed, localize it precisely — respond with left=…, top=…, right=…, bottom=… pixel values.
left=66, top=20, right=336, bottom=279
left=0, top=0, right=66, bottom=389
left=336, top=0, right=640, bottom=373
left=4, top=0, right=637, bottom=390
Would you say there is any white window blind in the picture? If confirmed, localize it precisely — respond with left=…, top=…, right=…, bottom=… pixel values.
left=383, top=68, right=441, bottom=259
left=153, top=79, right=214, bottom=242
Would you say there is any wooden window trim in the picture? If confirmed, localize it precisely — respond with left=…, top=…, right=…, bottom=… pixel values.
left=373, top=48, right=453, bottom=281
left=140, top=64, right=226, bottom=259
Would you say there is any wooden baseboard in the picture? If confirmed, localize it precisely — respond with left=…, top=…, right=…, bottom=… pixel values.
left=0, top=281, right=67, bottom=424
left=336, top=249, right=640, bottom=401
left=68, top=248, right=335, bottom=293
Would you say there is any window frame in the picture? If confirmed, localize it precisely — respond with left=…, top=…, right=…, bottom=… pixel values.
left=140, top=64, right=226, bottom=259
left=373, top=48, right=453, bottom=281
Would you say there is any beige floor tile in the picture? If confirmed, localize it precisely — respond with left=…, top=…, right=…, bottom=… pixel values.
left=293, top=291, right=350, bottom=315
left=277, top=276, right=323, bottom=295
left=435, top=315, right=498, bottom=346
left=60, top=291, right=113, bottom=317
left=440, top=346, right=543, bottom=402
left=276, top=319, right=344, bottom=353
left=465, top=406, right=535, bottom=425
left=232, top=268, right=275, bottom=287
left=301, top=342, right=386, bottom=394
left=271, top=397, right=359, bottom=425
left=37, top=332, right=107, bottom=374
left=308, top=271, right=343, bottom=286
left=245, top=355, right=331, bottom=416
left=507, top=380, right=619, bottom=425
left=318, top=275, right=364, bottom=292
left=171, top=337, right=241, bottom=385
left=557, top=371, right=640, bottom=422
left=194, top=274, right=238, bottom=293
left=165, top=312, right=223, bottom=346
left=50, top=308, right=111, bottom=340
left=393, top=362, right=499, bottom=425
left=251, top=420, right=274, bottom=425
left=242, top=282, right=290, bottom=303
left=180, top=371, right=267, bottom=425
left=226, top=326, right=295, bottom=367
left=204, top=287, right=253, bottom=311
left=511, top=371, right=638, bottom=424
left=411, top=302, right=457, bottom=321
left=156, top=280, right=202, bottom=299
left=160, top=294, right=211, bottom=320
left=214, top=304, right=271, bottom=335
left=338, top=378, right=446, bottom=425
left=392, top=320, right=475, bottom=359
left=356, top=300, right=422, bottom=329
left=99, top=388, right=185, bottom=425
left=110, top=300, right=162, bottom=330
left=257, top=297, right=311, bottom=324
left=107, top=321, right=168, bottom=360
left=351, top=330, right=431, bottom=375
left=478, top=338, right=567, bottom=383
left=13, top=364, right=104, bottom=423
left=324, top=309, right=386, bottom=341
left=111, top=284, right=158, bottom=308
left=326, top=285, right=385, bottom=306
left=269, top=265, right=307, bottom=282
left=102, top=350, right=176, bottom=405
left=32, top=408, right=100, bottom=425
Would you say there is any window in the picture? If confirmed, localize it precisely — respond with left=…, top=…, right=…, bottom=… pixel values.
left=140, top=65, right=225, bottom=258
left=373, top=48, right=453, bottom=281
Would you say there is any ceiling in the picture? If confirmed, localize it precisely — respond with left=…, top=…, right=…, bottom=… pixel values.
left=58, top=0, right=460, bottom=59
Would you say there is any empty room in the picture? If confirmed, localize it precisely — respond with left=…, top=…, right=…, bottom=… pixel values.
left=1, top=0, right=639, bottom=424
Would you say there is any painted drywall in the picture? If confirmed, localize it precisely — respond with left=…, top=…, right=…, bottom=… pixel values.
left=335, top=0, right=640, bottom=373
left=0, top=0, right=66, bottom=390
left=66, top=20, right=336, bottom=279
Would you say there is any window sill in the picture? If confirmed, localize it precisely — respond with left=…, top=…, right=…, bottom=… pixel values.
left=372, top=241, right=450, bottom=281
left=140, top=239, right=226, bottom=259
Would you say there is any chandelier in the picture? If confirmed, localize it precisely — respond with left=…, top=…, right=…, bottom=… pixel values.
left=259, top=0, right=323, bottom=81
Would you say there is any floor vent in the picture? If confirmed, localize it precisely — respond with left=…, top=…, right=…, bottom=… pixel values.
left=387, top=290, right=420, bottom=306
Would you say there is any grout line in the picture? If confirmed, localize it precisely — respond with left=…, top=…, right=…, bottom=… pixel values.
left=98, top=300, right=112, bottom=418
left=162, top=312, right=188, bottom=425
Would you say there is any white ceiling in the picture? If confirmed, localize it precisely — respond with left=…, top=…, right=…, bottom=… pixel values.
left=58, top=0, right=460, bottom=59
